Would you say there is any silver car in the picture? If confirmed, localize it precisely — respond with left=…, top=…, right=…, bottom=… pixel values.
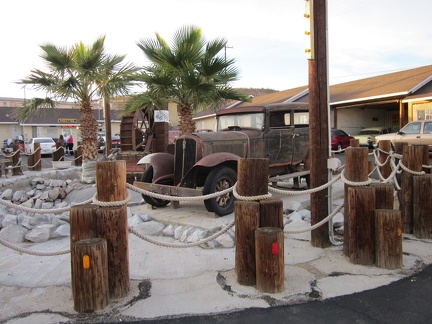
left=375, top=121, right=432, bottom=151
left=25, top=137, right=57, bottom=155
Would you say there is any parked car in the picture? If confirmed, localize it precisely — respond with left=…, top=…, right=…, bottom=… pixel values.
left=137, top=103, right=311, bottom=216
left=376, top=120, right=432, bottom=151
left=168, top=130, right=180, bottom=144
left=331, top=129, right=355, bottom=151
left=353, top=127, right=393, bottom=148
left=25, top=137, right=56, bottom=155
left=111, top=135, right=121, bottom=149
left=97, top=136, right=106, bottom=152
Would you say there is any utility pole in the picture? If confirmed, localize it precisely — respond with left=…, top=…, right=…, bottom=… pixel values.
left=305, top=0, right=331, bottom=247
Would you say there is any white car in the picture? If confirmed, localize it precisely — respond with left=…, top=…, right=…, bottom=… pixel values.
left=25, top=137, right=57, bottom=155
left=375, top=120, right=432, bottom=151
left=353, top=127, right=393, bottom=148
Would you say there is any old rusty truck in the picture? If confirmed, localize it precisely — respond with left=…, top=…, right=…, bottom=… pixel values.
left=134, top=102, right=310, bottom=216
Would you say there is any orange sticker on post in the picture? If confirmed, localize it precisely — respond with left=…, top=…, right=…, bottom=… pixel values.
left=397, top=229, right=402, bottom=236
left=83, top=255, right=90, bottom=269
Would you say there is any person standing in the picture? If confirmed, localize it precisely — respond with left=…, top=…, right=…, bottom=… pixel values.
left=67, top=135, right=74, bottom=155
left=63, top=134, right=70, bottom=155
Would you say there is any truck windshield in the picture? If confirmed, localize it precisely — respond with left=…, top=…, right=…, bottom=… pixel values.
left=217, top=113, right=265, bottom=131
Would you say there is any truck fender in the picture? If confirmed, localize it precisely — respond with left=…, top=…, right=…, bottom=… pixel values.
left=194, top=152, right=240, bottom=168
left=137, top=153, right=174, bottom=181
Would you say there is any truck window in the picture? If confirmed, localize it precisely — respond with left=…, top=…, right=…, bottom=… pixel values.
left=217, top=113, right=264, bottom=130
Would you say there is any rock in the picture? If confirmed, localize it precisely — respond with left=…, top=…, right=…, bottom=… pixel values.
left=162, top=224, right=175, bottom=236
left=47, top=188, right=60, bottom=201
left=25, top=224, right=54, bottom=243
left=186, top=228, right=208, bottom=243
left=128, top=215, right=143, bottom=227
left=214, top=232, right=235, bottom=248
left=52, top=224, right=70, bottom=238
left=2, top=214, right=17, bottom=227
left=0, top=224, right=28, bottom=243
left=11, top=190, right=25, bottom=202
left=1, top=188, right=13, bottom=200
left=288, top=211, right=303, bottom=221
left=284, top=201, right=302, bottom=212
left=133, top=220, right=165, bottom=235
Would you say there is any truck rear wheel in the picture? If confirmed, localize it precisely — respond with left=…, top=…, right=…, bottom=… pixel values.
left=141, top=166, right=172, bottom=208
left=203, top=166, right=236, bottom=216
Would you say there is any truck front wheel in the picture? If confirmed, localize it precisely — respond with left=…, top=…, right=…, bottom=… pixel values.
left=141, top=166, right=172, bottom=208
left=203, top=166, right=236, bottom=216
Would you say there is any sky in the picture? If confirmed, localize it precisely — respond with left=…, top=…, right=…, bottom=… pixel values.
left=1, top=0, right=431, bottom=99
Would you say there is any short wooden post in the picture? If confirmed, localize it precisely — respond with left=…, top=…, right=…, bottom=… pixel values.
left=259, top=198, right=283, bottom=229
left=413, top=174, right=432, bottom=239
left=235, top=158, right=268, bottom=286
left=235, top=200, right=260, bottom=286
left=374, top=209, right=403, bottom=269
left=96, top=160, right=129, bottom=298
left=377, top=140, right=392, bottom=180
left=350, top=138, right=359, bottom=147
left=72, top=238, right=109, bottom=312
left=74, top=142, right=83, bottom=166
left=11, top=144, right=22, bottom=176
left=52, top=142, right=64, bottom=162
left=400, top=145, right=423, bottom=233
left=255, top=227, right=284, bottom=293
left=33, top=143, right=42, bottom=171
left=371, top=183, right=394, bottom=209
left=343, top=147, right=369, bottom=256
left=393, top=142, right=407, bottom=201
left=348, top=186, right=376, bottom=265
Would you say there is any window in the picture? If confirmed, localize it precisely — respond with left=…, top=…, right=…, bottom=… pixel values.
left=400, top=122, right=421, bottom=134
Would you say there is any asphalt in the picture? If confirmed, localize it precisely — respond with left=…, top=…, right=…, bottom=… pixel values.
left=1, top=167, right=432, bottom=323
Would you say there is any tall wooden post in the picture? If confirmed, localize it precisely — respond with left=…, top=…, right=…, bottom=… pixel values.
left=308, top=0, right=330, bottom=248
left=52, top=142, right=64, bottom=162
left=400, top=145, right=423, bottom=233
left=11, top=144, right=22, bottom=176
left=343, top=147, right=369, bottom=256
left=413, top=174, right=432, bottom=239
left=96, top=160, right=129, bottom=298
left=235, top=158, right=268, bottom=286
left=377, top=140, right=392, bottom=180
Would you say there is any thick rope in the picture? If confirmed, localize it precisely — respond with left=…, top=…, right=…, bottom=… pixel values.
left=0, top=237, right=70, bottom=256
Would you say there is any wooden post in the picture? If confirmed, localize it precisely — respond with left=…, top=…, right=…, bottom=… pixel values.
left=33, top=143, right=42, bottom=171
left=96, top=160, right=129, bottom=298
left=400, top=145, right=423, bottom=233
left=370, top=183, right=394, bottom=209
left=377, top=140, right=392, bottom=180
left=52, top=142, right=64, bottom=162
left=70, top=204, right=99, bottom=244
left=350, top=138, right=359, bottom=147
left=348, top=186, right=376, bottom=265
left=308, top=0, right=330, bottom=249
left=72, top=238, right=109, bottom=312
left=374, top=209, right=403, bottom=269
left=413, top=174, right=432, bottom=239
left=11, top=144, right=22, bottom=176
left=255, top=227, right=284, bottom=293
left=74, top=142, right=83, bottom=166
left=343, top=147, right=369, bottom=256
left=235, top=201, right=260, bottom=285
left=235, top=158, right=268, bottom=286
left=421, top=145, right=430, bottom=174
left=259, top=199, right=284, bottom=229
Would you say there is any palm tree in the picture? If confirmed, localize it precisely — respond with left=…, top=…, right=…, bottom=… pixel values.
left=16, top=36, right=136, bottom=182
left=130, top=25, right=250, bottom=135
left=96, top=54, right=138, bottom=154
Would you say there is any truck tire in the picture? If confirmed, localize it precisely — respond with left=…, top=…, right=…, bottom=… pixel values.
left=203, top=166, right=236, bottom=216
left=141, top=166, right=171, bottom=208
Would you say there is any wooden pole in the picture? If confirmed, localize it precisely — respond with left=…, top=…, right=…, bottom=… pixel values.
left=343, top=147, right=369, bottom=256
left=235, top=158, right=269, bottom=286
left=413, top=174, right=432, bottom=239
left=11, top=144, right=22, bottom=176
left=348, top=186, right=376, bottom=265
left=374, top=209, right=403, bottom=269
left=235, top=200, right=260, bottom=286
left=421, top=145, right=430, bottom=174
left=377, top=140, right=392, bottom=180
left=308, top=0, right=330, bottom=248
left=72, top=238, right=109, bottom=312
left=350, top=138, right=359, bottom=147
left=370, top=183, right=394, bottom=210
left=259, top=198, right=284, bottom=229
left=400, top=145, right=423, bottom=233
left=74, top=142, right=83, bottom=166
left=96, top=160, right=129, bottom=298
left=33, top=143, right=41, bottom=171
left=52, top=142, right=64, bottom=162
left=255, top=227, right=284, bottom=293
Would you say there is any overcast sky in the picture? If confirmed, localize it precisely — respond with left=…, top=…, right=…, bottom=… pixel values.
left=1, top=0, right=431, bottom=99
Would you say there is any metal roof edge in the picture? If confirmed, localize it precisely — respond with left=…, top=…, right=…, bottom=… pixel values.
left=282, top=89, right=309, bottom=103
left=331, top=92, right=408, bottom=106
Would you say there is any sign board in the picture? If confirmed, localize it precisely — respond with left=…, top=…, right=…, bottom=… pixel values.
left=58, top=118, right=77, bottom=123
left=154, top=110, right=169, bottom=123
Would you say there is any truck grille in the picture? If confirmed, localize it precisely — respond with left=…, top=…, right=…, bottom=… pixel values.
left=174, top=138, right=198, bottom=185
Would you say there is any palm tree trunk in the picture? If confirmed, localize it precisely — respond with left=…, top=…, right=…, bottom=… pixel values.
left=80, top=101, right=99, bottom=182
left=178, top=104, right=195, bottom=135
